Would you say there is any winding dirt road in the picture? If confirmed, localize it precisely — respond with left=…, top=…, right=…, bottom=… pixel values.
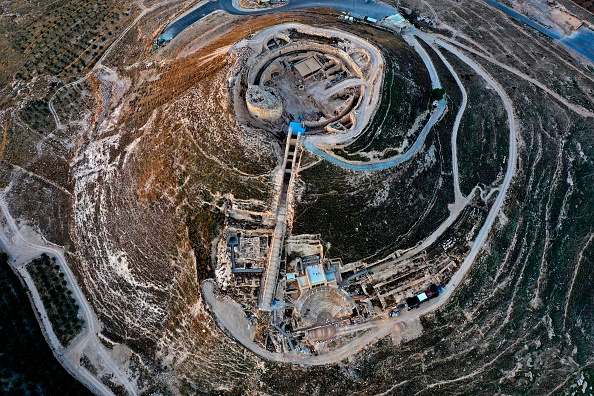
left=0, top=5, right=162, bottom=395
left=3, top=0, right=526, bottom=390
left=204, top=27, right=518, bottom=365
left=0, top=196, right=135, bottom=395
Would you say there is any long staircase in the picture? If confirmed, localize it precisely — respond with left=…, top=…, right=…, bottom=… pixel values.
left=259, top=124, right=304, bottom=310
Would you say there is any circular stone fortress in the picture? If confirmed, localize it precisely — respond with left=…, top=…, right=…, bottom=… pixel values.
left=232, top=24, right=384, bottom=136
left=216, top=22, right=437, bottom=357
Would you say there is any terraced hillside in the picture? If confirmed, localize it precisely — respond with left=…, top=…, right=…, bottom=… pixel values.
left=0, top=0, right=592, bottom=394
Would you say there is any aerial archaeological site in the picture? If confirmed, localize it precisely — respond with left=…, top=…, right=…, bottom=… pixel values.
left=0, top=0, right=594, bottom=393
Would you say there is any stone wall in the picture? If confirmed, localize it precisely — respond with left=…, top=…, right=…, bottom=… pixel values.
left=247, top=41, right=363, bottom=85
left=246, top=84, right=283, bottom=122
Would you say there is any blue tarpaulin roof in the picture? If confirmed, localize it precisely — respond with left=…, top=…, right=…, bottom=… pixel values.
left=306, top=265, right=326, bottom=285
left=288, top=122, right=306, bottom=135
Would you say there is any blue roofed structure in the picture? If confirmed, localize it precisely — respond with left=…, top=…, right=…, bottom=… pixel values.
left=306, top=264, right=327, bottom=286
left=288, top=121, right=306, bottom=135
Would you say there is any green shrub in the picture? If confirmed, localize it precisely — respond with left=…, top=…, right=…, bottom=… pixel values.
left=431, top=88, right=446, bottom=100
left=27, top=254, right=84, bottom=346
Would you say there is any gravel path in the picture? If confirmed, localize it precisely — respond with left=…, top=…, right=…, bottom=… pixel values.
left=0, top=197, right=131, bottom=395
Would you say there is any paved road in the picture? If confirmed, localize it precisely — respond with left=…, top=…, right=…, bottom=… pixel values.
left=420, top=34, right=518, bottom=316
left=195, top=9, right=518, bottom=364
left=345, top=33, right=471, bottom=281
left=206, top=35, right=519, bottom=364
left=561, top=27, right=594, bottom=63
left=303, top=97, right=445, bottom=171
left=302, top=29, right=446, bottom=171
left=36, top=0, right=522, bottom=377
left=483, top=0, right=594, bottom=63
left=483, top=0, right=562, bottom=40
left=425, top=35, right=467, bottom=204
left=350, top=32, right=518, bottom=281
left=157, top=0, right=520, bottom=363
left=159, top=0, right=397, bottom=41
left=161, top=0, right=594, bottom=64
